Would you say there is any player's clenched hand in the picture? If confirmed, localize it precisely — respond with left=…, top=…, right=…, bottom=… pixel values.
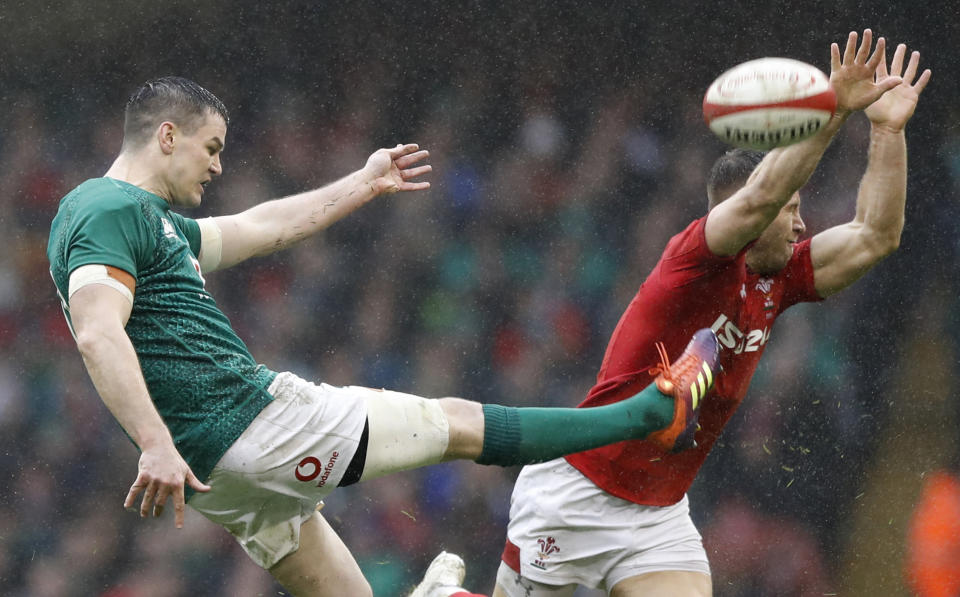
left=364, top=143, right=431, bottom=195
left=865, top=43, right=931, bottom=132
left=124, top=444, right=211, bottom=529
left=829, top=29, right=902, bottom=114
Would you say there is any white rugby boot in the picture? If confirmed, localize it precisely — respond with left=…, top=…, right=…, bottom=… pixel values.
left=408, top=551, right=467, bottom=597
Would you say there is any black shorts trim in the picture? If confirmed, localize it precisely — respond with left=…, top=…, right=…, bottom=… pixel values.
left=337, top=418, right=368, bottom=487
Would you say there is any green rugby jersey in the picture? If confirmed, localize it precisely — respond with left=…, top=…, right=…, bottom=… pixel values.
left=47, top=177, right=277, bottom=484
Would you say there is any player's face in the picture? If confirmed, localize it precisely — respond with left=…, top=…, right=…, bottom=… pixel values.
left=748, top=193, right=805, bottom=274
left=167, top=113, right=226, bottom=208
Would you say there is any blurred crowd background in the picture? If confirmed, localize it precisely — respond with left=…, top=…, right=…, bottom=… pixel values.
left=1, top=2, right=957, bottom=596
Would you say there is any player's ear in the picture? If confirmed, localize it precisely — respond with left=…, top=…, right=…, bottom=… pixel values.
left=157, top=122, right=176, bottom=155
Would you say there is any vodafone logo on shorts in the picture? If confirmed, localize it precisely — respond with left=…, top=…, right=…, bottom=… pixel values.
left=295, top=452, right=340, bottom=487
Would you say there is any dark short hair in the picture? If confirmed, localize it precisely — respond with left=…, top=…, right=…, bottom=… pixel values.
left=706, top=148, right=765, bottom=210
left=122, top=76, right=229, bottom=150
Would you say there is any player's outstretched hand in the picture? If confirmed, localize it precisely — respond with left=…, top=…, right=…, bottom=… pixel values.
left=829, top=29, right=903, bottom=114
left=124, top=443, right=211, bottom=529
left=365, top=143, right=432, bottom=195
left=865, top=43, right=931, bottom=132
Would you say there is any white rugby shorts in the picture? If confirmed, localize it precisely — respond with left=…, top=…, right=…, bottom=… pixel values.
left=188, top=372, right=371, bottom=569
left=498, top=458, right=710, bottom=593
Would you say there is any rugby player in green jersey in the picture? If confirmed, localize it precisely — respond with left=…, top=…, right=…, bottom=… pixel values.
left=47, top=77, right=720, bottom=596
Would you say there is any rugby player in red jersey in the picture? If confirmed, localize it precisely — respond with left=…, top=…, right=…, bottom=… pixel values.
left=412, top=29, right=930, bottom=597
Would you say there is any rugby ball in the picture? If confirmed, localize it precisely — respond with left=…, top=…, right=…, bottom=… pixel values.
left=703, top=57, right=837, bottom=150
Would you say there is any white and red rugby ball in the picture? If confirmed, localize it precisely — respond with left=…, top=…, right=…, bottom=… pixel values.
left=703, top=57, right=837, bottom=150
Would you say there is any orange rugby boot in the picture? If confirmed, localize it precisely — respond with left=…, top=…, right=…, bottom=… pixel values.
left=646, top=328, right=720, bottom=452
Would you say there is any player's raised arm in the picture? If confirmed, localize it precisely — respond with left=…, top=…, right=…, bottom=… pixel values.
left=207, top=143, right=431, bottom=272
left=809, top=43, right=931, bottom=297
left=69, top=280, right=210, bottom=528
left=705, top=30, right=902, bottom=257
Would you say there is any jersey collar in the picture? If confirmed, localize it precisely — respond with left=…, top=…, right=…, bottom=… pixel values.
left=105, top=177, right=171, bottom=211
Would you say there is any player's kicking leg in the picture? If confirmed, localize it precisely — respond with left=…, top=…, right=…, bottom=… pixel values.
left=358, top=329, right=720, bottom=481
left=465, top=327, right=720, bottom=464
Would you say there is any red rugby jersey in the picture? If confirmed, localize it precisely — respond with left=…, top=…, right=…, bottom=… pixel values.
left=565, top=215, right=822, bottom=505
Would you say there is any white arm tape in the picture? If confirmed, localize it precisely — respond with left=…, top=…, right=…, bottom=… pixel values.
left=197, top=217, right=223, bottom=272
left=69, top=264, right=134, bottom=304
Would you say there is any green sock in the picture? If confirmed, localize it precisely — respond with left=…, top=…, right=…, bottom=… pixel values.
left=476, top=382, right=674, bottom=466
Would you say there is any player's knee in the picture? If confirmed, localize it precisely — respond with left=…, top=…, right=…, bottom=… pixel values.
left=439, top=397, right=485, bottom=460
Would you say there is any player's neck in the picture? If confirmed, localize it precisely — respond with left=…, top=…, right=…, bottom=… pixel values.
left=745, top=249, right=785, bottom=276
left=104, top=152, right=172, bottom=203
